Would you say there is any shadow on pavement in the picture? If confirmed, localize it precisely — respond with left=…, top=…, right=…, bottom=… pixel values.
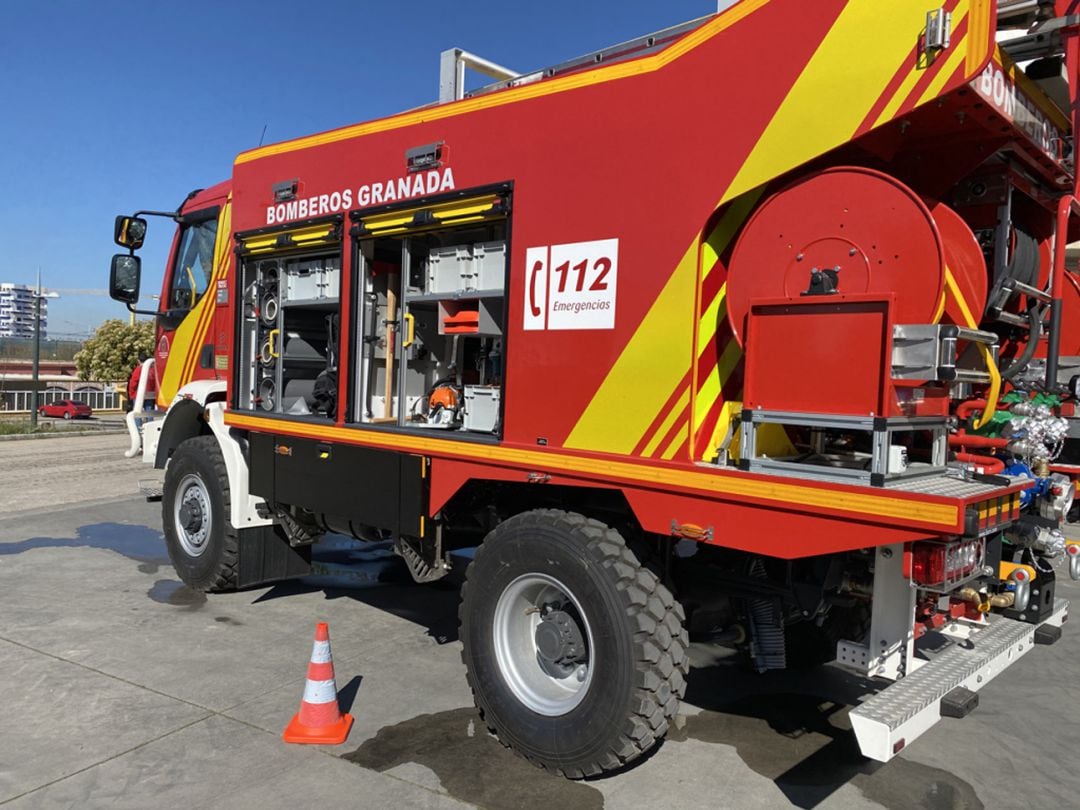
left=678, top=653, right=984, bottom=810
left=344, top=707, right=604, bottom=810
left=0, top=522, right=169, bottom=574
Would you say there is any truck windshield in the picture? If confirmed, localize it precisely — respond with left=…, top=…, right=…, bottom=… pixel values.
left=168, top=217, right=218, bottom=310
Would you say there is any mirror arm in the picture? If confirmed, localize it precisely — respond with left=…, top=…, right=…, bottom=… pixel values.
left=125, top=302, right=160, bottom=317
left=132, top=209, right=181, bottom=221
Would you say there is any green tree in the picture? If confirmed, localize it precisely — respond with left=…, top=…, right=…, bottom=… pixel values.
left=74, top=319, right=155, bottom=381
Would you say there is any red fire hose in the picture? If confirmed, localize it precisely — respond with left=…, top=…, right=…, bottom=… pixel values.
left=953, top=452, right=1005, bottom=474
left=948, top=434, right=1009, bottom=450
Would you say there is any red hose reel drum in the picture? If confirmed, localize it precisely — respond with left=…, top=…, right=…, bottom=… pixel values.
left=725, top=167, right=984, bottom=345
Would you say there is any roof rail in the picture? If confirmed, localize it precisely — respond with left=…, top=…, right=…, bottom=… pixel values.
left=438, top=12, right=716, bottom=104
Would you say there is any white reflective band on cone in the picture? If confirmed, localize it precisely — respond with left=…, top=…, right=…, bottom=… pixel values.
left=302, top=678, right=338, bottom=705
left=310, top=640, right=331, bottom=664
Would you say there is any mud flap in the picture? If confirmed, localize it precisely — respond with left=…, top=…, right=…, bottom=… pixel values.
left=237, top=524, right=311, bottom=588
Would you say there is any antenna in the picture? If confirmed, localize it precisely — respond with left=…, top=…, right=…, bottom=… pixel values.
left=258, top=124, right=268, bottom=147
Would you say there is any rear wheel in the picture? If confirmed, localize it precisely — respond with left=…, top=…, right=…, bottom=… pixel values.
left=460, top=509, right=688, bottom=777
left=63, top=411, right=71, bottom=420
left=162, top=435, right=239, bottom=592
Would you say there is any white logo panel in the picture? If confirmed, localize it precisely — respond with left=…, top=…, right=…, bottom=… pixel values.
left=523, top=239, right=618, bottom=331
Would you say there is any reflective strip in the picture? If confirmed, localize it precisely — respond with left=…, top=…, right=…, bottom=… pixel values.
left=310, top=639, right=331, bottom=664
left=303, top=678, right=338, bottom=705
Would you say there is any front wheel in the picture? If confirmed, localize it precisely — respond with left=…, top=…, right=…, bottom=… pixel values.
left=162, top=435, right=239, bottom=592
left=460, top=510, right=688, bottom=778
left=63, top=411, right=71, bottom=420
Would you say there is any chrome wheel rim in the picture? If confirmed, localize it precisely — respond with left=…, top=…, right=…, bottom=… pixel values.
left=174, top=474, right=212, bottom=557
left=492, top=573, right=594, bottom=716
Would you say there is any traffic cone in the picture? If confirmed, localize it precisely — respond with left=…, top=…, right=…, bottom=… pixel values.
left=283, top=622, right=354, bottom=745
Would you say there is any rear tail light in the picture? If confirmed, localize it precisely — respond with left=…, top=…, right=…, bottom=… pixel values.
left=910, top=538, right=985, bottom=590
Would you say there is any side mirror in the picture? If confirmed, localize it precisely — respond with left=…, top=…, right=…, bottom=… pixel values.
left=114, top=215, right=148, bottom=249
left=110, top=254, right=141, bottom=304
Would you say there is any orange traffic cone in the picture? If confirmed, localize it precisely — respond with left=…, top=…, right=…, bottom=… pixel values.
left=283, top=621, right=354, bottom=745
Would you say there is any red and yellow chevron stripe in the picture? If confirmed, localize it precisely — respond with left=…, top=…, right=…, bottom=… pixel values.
left=564, top=0, right=993, bottom=462
left=158, top=200, right=233, bottom=403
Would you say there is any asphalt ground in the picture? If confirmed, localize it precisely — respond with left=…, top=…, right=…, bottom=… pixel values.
left=2, top=432, right=1079, bottom=809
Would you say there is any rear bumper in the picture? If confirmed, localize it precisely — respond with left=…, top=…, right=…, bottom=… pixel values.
left=850, top=598, right=1069, bottom=762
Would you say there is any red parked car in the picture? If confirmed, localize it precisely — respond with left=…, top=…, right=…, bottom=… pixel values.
left=39, top=399, right=93, bottom=420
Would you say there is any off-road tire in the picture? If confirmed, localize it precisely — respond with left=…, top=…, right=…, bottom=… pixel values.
left=459, top=509, right=688, bottom=777
left=162, top=435, right=239, bottom=592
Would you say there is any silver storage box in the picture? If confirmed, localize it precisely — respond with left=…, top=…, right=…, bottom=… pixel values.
left=463, top=385, right=501, bottom=432
left=465, top=241, right=506, bottom=291
left=427, top=246, right=472, bottom=294
left=427, top=241, right=506, bottom=294
left=284, top=258, right=340, bottom=302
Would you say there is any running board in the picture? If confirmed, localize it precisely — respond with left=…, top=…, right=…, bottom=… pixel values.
left=850, top=598, right=1069, bottom=762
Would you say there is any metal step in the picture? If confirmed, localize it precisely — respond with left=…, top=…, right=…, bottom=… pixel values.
left=850, top=598, right=1068, bottom=762
left=138, top=479, right=163, bottom=503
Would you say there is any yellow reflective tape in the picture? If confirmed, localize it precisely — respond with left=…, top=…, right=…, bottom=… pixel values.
left=564, top=239, right=698, bottom=453
left=723, top=0, right=958, bottom=205
left=360, top=194, right=500, bottom=233
left=225, top=411, right=960, bottom=527
left=240, top=221, right=338, bottom=253
left=642, top=387, right=690, bottom=458
left=236, top=0, right=771, bottom=166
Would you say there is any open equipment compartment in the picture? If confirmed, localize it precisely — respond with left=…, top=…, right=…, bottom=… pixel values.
left=235, top=221, right=342, bottom=419
left=352, top=188, right=509, bottom=435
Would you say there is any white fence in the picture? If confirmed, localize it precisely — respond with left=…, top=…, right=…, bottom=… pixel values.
left=0, top=381, right=123, bottom=413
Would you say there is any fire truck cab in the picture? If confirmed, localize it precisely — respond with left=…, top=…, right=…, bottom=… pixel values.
left=110, top=0, right=1080, bottom=776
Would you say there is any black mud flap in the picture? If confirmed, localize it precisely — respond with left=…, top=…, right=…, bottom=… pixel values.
left=236, top=524, right=311, bottom=588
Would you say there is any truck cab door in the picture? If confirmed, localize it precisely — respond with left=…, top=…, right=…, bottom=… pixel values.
left=155, top=206, right=223, bottom=403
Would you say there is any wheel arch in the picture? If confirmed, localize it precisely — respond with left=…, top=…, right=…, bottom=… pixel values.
left=153, top=381, right=227, bottom=469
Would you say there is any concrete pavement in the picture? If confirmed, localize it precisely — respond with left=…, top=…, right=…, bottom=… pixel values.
left=1, top=432, right=1079, bottom=809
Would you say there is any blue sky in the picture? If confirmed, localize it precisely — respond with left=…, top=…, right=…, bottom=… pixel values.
left=0, top=0, right=717, bottom=338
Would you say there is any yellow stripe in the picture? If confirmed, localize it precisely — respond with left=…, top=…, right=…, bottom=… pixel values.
left=694, top=337, right=742, bottom=428
left=659, top=420, right=688, bottom=460
left=915, top=5, right=970, bottom=107
left=966, top=0, right=992, bottom=75
left=696, top=285, right=727, bottom=359
left=642, top=387, right=690, bottom=457
left=236, top=0, right=771, bottom=166
left=722, top=0, right=968, bottom=205
left=564, top=239, right=698, bottom=453
left=872, top=66, right=925, bottom=129
left=701, top=189, right=766, bottom=283
left=225, top=411, right=960, bottom=527
left=160, top=202, right=233, bottom=401
left=183, top=204, right=234, bottom=383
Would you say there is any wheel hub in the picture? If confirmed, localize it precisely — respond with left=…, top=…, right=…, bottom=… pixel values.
left=173, top=474, right=212, bottom=557
left=178, top=502, right=203, bottom=533
left=535, top=608, right=585, bottom=667
left=492, top=573, right=595, bottom=716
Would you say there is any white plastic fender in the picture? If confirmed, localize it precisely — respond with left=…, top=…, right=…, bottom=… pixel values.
left=203, top=402, right=274, bottom=530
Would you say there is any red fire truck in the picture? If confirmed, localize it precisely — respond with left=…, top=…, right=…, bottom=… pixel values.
left=111, top=0, right=1080, bottom=776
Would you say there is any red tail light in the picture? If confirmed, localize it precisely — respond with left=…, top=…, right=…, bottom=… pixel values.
left=910, top=538, right=984, bottom=590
